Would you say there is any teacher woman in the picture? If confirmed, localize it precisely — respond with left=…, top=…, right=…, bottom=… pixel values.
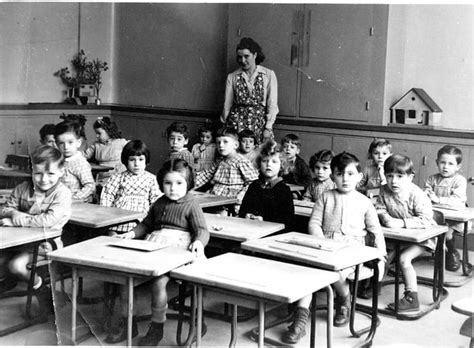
left=221, top=37, right=279, bottom=142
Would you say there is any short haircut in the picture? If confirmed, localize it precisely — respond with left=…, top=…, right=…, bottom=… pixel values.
left=256, top=139, right=288, bottom=177
left=39, top=124, right=56, bottom=141
left=198, top=123, right=214, bottom=138
left=121, top=140, right=150, bottom=165
left=437, top=145, right=462, bottom=164
left=31, top=145, right=65, bottom=169
left=166, top=122, right=189, bottom=139
left=94, top=117, right=122, bottom=139
left=281, top=134, right=301, bottom=148
left=309, top=150, right=335, bottom=169
left=239, top=129, right=258, bottom=144
left=216, top=126, right=239, bottom=141
left=368, top=138, right=392, bottom=158
left=54, top=120, right=82, bottom=139
left=331, top=152, right=362, bottom=173
left=59, top=113, right=87, bottom=139
left=384, top=154, right=415, bottom=175
left=157, top=159, right=194, bottom=192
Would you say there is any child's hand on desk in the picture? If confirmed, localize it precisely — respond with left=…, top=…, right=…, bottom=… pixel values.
left=427, top=192, right=440, bottom=204
left=245, top=213, right=263, bottom=221
left=11, top=211, right=31, bottom=226
left=383, top=216, right=405, bottom=228
left=0, top=218, right=13, bottom=226
left=115, top=231, right=135, bottom=239
left=189, top=240, right=205, bottom=258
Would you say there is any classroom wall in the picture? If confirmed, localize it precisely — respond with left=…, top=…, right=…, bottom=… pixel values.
left=0, top=3, right=113, bottom=104
left=384, top=5, right=473, bottom=129
left=113, top=3, right=228, bottom=112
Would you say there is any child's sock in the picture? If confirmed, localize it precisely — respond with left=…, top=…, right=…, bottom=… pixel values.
left=33, top=276, right=42, bottom=290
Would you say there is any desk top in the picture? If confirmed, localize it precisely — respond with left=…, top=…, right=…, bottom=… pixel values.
left=0, top=227, right=62, bottom=249
left=242, top=231, right=382, bottom=271
left=48, top=236, right=195, bottom=277
left=432, top=205, right=474, bottom=223
left=89, top=163, right=114, bottom=173
left=293, top=200, right=314, bottom=217
left=287, top=184, right=305, bottom=192
left=204, top=213, right=284, bottom=242
left=0, top=168, right=31, bottom=178
left=70, top=203, right=143, bottom=229
left=191, top=191, right=239, bottom=208
left=171, top=252, right=338, bottom=304
left=382, top=225, right=448, bottom=243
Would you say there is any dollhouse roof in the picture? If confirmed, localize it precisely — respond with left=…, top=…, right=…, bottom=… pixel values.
left=391, top=88, right=443, bottom=112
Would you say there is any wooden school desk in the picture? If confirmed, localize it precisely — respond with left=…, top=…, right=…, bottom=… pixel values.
left=0, top=227, right=62, bottom=337
left=294, top=199, right=314, bottom=217
left=48, top=236, right=196, bottom=347
left=242, top=231, right=383, bottom=347
left=69, top=203, right=143, bottom=229
left=377, top=225, right=449, bottom=320
left=191, top=191, right=239, bottom=209
left=0, top=167, right=31, bottom=188
left=432, top=204, right=474, bottom=285
left=171, top=253, right=339, bottom=348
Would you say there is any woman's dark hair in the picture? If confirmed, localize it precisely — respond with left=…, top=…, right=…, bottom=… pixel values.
left=93, top=117, right=122, bottom=139
left=121, top=140, right=150, bottom=166
left=236, top=37, right=265, bottom=65
left=54, top=121, right=83, bottom=139
left=157, top=159, right=194, bottom=192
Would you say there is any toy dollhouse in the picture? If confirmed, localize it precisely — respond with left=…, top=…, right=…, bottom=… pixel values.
left=390, top=88, right=442, bottom=127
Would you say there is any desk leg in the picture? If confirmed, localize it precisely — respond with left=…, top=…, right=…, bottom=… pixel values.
left=310, top=292, right=317, bottom=348
left=197, top=285, right=203, bottom=347
left=127, top=276, right=133, bottom=348
left=325, top=285, right=334, bottom=348
left=462, top=222, right=473, bottom=276
left=258, top=301, right=265, bottom=348
left=433, top=233, right=446, bottom=306
left=394, top=243, right=401, bottom=313
left=71, top=268, right=78, bottom=344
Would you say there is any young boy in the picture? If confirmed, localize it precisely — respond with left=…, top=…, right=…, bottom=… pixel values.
left=424, top=145, right=467, bottom=272
left=39, top=124, right=57, bottom=148
left=238, top=129, right=259, bottom=169
left=166, top=122, right=194, bottom=170
left=0, top=146, right=71, bottom=309
left=191, top=124, right=217, bottom=173
left=195, top=127, right=259, bottom=201
left=282, top=152, right=386, bottom=344
left=55, top=120, right=95, bottom=202
left=280, top=134, right=312, bottom=195
left=302, top=149, right=336, bottom=202
left=376, top=154, right=436, bottom=312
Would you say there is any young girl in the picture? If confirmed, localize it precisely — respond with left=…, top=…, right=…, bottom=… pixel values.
left=239, top=140, right=294, bottom=229
left=283, top=152, right=385, bottom=344
left=54, top=120, right=95, bottom=202
left=59, top=113, right=88, bottom=152
left=376, top=154, right=436, bottom=313
left=358, top=138, right=392, bottom=195
left=191, top=124, right=217, bottom=173
left=238, top=129, right=259, bottom=169
left=107, top=159, right=209, bottom=345
left=303, top=149, right=336, bottom=202
left=100, top=140, right=162, bottom=235
left=83, top=117, right=128, bottom=182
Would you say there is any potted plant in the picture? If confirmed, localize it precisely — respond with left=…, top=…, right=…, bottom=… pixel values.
left=54, top=49, right=108, bottom=105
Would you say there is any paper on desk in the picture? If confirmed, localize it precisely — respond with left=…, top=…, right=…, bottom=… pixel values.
left=276, top=237, right=346, bottom=252
left=109, top=239, right=169, bottom=252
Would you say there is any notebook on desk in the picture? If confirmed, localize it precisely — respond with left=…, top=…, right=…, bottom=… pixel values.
left=109, top=239, right=168, bottom=252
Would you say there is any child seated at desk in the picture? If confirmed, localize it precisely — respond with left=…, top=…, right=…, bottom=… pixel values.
left=238, top=129, right=260, bottom=169
left=358, top=138, right=392, bottom=196
left=195, top=126, right=259, bottom=201
left=166, top=122, right=194, bottom=170
left=302, top=149, right=335, bottom=202
left=108, top=159, right=209, bottom=345
left=375, top=154, right=436, bottom=313
left=0, top=146, right=71, bottom=310
left=100, top=140, right=162, bottom=235
left=191, top=123, right=217, bottom=173
left=239, top=140, right=294, bottom=228
left=83, top=117, right=128, bottom=183
left=280, top=134, right=312, bottom=198
left=55, top=120, right=95, bottom=202
left=39, top=123, right=57, bottom=148
left=282, top=152, right=386, bottom=344
left=424, top=145, right=467, bottom=272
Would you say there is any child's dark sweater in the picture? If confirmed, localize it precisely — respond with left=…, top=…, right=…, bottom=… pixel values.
left=281, top=155, right=312, bottom=189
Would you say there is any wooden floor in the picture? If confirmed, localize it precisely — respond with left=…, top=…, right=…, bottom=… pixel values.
left=0, top=250, right=473, bottom=347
